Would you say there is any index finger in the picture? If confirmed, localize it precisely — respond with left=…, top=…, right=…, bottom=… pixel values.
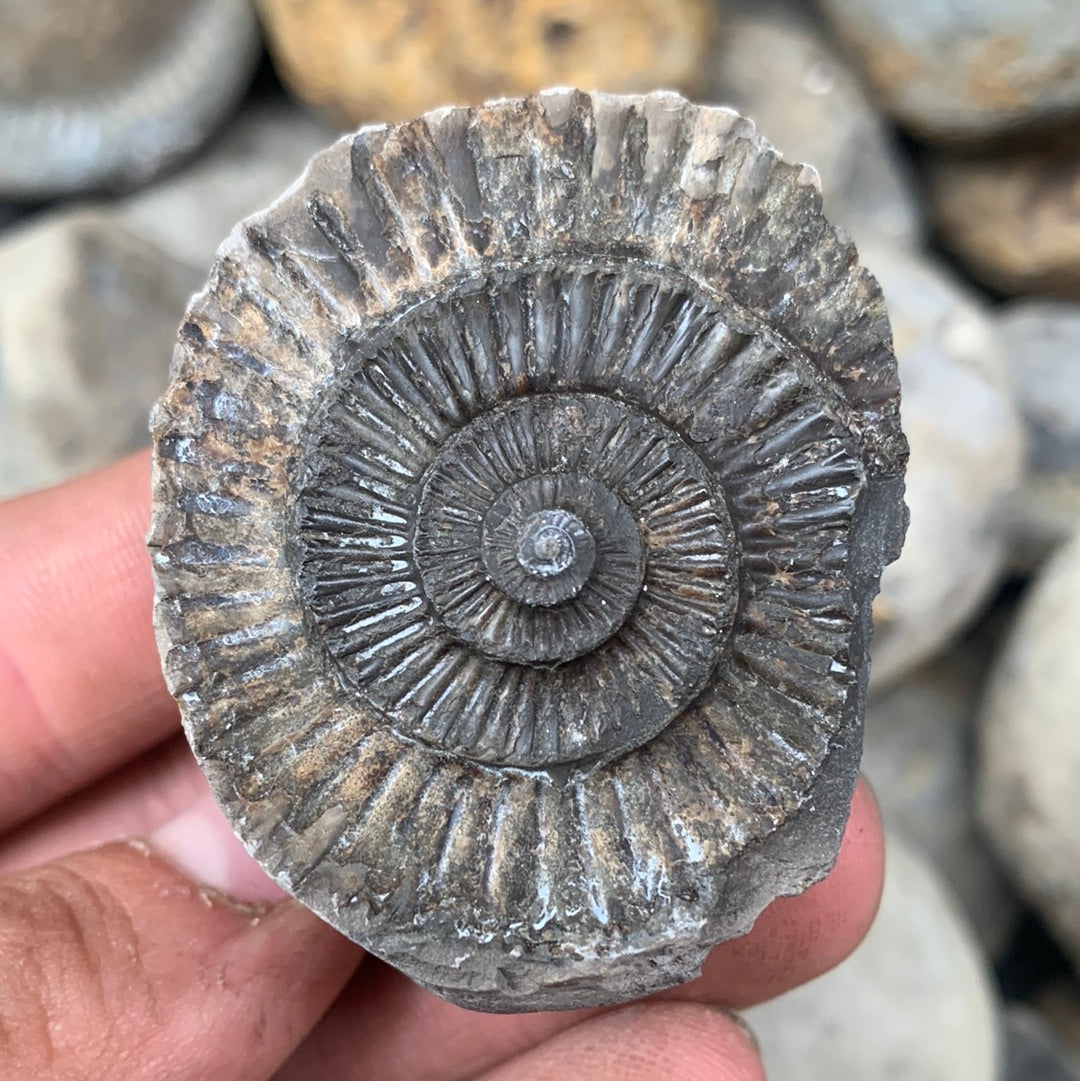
left=0, top=451, right=177, bottom=831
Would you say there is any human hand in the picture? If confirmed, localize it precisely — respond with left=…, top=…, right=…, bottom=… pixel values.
left=0, top=451, right=885, bottom=1081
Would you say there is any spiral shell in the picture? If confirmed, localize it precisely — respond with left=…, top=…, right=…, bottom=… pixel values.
left=150, top=89, right=907, bottom=1011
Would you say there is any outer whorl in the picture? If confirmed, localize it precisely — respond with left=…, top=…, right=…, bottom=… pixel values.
left=149, top=89, right=908, bottom=1012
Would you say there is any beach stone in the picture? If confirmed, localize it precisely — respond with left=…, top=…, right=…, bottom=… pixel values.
left=1004, top=1007, right=1080, bottom=1081
left=979, top=527, right=1080, bottom=973
left=707, top=0, right=921, bottom=248
left=0, top=0, right=260, bottom=197
left=744, top=835, right=1001, bottom=1081
left=998, top=300, right=1080, bottom=564
left=863, top=649, right=1020, bottom=954
left=255, top=0, right=719, bottom=124
left=814, top=0, right=1080, bottom=141
left=113, top=98, right=339, bottom=275
left=1034, top=979, right=1080, bottom=1063
left=861, top=244, right=1024, bottom=687
left=928, top=135, right=1080, bottom=299
left=0, top=210, right=200, bottom=497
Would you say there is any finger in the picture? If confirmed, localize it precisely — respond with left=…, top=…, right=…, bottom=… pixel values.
left=470, top=1003, right=763, bottom=1081
left=273, top=777, right=883, bottom=1081
left=0, top=451, right=177, bottom=830
left=0, top=735, right=203, bottom=875
left=660, top=776, right=885, bottom=1008
left=0, top=802, right=364, bottom=1080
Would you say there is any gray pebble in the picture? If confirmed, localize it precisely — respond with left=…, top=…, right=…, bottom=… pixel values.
left=860, top=243, right=1024, bottom=688
left=815, top=0, right=1080, bottom=141
left=744, top=835, right=1001, bottom=1081
left=706, top=0, right=921, bottom=249
left=978, top=526, right=1080, bottom=975
left=0, top=209, right=200, bottom=496
left=863, top=649, right=1020, bottom=955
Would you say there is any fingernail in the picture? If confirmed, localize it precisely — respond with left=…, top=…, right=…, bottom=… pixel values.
left=149, top=790, right=289, bottom=906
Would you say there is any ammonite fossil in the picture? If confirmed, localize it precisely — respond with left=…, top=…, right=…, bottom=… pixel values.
left=150, top=89, right=908, bottom=1012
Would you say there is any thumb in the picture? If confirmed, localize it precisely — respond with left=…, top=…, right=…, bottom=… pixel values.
left=0, top=791, right=363, bottom=1081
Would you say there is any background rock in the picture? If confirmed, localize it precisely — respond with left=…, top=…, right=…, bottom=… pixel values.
left=863, top=648, right=1019, bottom=954
left=255, top=0, right=718, bottom=124
left=0, top=210, right=200, bottom=497
left=112, top=99, right=338, bottom=275
left=744, top=835, right=1001, bottom=1081
left=706, top=0, right=921, bottom=249
left=998, top=300, right=1080, bottom=565
left=928, top=135, right=1080, bottom=299
left=814, top=0, right=1080, bottom=141
left=979, top=527, right=1080, bottom=973
left=1004, top=1007, right=1080, bottom=1081
left=861, top=244, right=1024, bottom=687
left=0, top=0, right=261, bottom=197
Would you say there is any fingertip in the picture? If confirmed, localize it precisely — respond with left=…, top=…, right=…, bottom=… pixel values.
left=671, top=774, right=886, bottom=1008
left=474, top=1002, right=765, bottom=1081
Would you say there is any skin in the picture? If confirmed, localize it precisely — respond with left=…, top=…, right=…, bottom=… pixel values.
left=0, top=451, right=886, bottom=1081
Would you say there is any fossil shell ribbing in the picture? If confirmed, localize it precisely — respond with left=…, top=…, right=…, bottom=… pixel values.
left=149, top=89, right=908, bottom=1012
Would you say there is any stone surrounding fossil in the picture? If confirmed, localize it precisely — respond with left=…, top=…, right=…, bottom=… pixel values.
left=998, top=299, right=1080, bottom=567
left=978, top=526, right=1080, bottom=974
left=0, top=209, right=200, bottom=498
left=706, top=0, right=922, bottom=249
left=814, top=0, right=1080, bottom=142
left=862, top=648, right=1019, bottom=955
left=860, top=242, right=1023, bottom=689
left=744, top=835, right=1001, bottom=1081
left=255, top=0, right=718, bottom=124
left=928, top=135, right=1080, bottom=299
left=0, top=0, right=260, bottom=198
left=149, top=89, right=907, bottom=1011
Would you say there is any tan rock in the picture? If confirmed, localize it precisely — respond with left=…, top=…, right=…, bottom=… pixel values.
left=929, top=136, right=1080, bottom=299
left=255, top=0, right=719, bottom=123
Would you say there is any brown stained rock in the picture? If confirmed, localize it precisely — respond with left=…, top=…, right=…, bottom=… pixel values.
left=0, top=0, right=260, bottom=197
left=255, top=0, right=719, bottom=124
left=149, top=90, right=907, bottom=1012
left=815, top=0, right=1080, bottom=142
left=928, top=135, right=1080, bottom=300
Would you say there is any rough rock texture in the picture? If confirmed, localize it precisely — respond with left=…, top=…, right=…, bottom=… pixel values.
left=814, top=0, right=1080, bottom=141
left=744, top=835, right=1001, bottom=1081
left=863, top=649, right=1019, bottom=954
left=998, top=300, right=1080, bottom=565
left=1004, top=1007, right=1080, bottom=1081
left=149, top=90, right=907, bottom=1011
left=255, top=0, right=719, bottom=124
left=706, top=0, right=921, bottom=249
left=979, top=527, right=1080, bottom=973
left=861, top=243, right=1023, bottom=688
left=113, top=100, right=340, bottom=275
left=0, top=210, right=200, bottom=497
left=0, top=0, right=260, bottom=197
left=928, top=135, right=1080, bottom=299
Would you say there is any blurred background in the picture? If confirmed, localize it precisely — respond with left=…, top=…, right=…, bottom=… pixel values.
left=1, top=0, right=1079, bottom=1077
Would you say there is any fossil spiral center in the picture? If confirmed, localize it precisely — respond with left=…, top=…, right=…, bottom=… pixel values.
left=516, top=511, right=586, bottom=581
left=512, top=512, right=592, bottom=596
